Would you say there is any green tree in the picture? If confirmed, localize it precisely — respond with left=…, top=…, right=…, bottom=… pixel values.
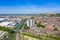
left=36, top=23, right=45, bottom=28
left=24, top=23, right=30, bottom=29
left=53, top=27, right=58, bottom=31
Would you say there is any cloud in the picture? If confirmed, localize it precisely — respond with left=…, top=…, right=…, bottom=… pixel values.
left=0, top=2, right=60, bottom=14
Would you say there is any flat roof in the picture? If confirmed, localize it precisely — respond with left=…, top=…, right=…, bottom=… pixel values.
left=0, top=31, right=8, bottom=38
left=0, top=22, right=13, bottom=26
left=0, top=18, right=8, bottom=21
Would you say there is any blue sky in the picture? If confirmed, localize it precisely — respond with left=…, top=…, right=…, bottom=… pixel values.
left=0, top=0, right=60, bottom=14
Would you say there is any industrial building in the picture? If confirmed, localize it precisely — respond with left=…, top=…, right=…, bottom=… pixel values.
left=0, top=18, right=8, bottom=22
left=0, top=22, right=17, bottom=28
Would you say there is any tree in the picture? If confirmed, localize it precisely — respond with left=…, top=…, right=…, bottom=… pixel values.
left=53, top=27, right=58, bottom=31
left=0, top=26, right=14, bottom=33
left=24, top=23, right=30, bottom=29
left=36, top=23, right=45, bottom=28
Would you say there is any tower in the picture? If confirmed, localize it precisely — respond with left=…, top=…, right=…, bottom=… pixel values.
left=27, top=19, right=35, bottom=27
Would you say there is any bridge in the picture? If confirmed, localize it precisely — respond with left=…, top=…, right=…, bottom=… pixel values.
left=7, top=19, right=26, bottom=40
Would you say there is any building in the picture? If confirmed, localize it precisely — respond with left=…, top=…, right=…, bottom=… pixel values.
left=0, top=31, right=8, bottom=40
left=0, top=18, right=8, bottom=22
left=0, top=22, right=17, bottom=28
left=27, top=19, right=35, bottom=27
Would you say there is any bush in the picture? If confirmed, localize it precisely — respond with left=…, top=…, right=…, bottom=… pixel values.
left=0, top=26, right=14, bottom=33
left=24, top=23, right=30, bottom=29
left=53, top=27, right=58, bottom=31
left=36, top=23, right=45, bottom=28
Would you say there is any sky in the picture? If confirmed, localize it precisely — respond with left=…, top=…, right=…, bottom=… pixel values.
left=0, top=0, right=60, bottom=14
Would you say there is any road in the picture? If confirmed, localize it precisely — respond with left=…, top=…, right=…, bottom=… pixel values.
left=14, top=19, right=25, bottom=32
left=7, top=19, right=26, bottom=40
left=16, top=33, right=20, bottom=40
